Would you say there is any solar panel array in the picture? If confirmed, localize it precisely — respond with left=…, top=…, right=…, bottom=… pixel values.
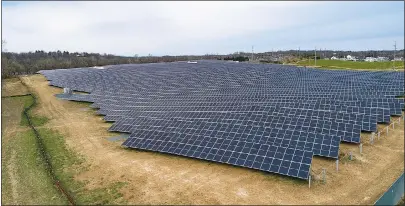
left=39, top=60, right=404, bottom=180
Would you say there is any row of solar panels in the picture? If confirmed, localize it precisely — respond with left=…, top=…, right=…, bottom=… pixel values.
left=47, top=77, right=404, bottom=95
left=64, top=93, right=399, bottom=123
left=42, top=69, right=404, bottom=94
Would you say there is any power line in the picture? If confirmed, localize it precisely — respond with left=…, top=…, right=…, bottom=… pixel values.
left=298, top=47, right=300, bottom=59
left=393, top=41, right=397, bottom=70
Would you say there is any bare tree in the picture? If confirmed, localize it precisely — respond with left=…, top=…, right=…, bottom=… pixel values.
left=2, top=40, right=7, bottom=52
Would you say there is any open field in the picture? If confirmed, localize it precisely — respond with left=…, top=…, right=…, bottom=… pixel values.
left=295, top=59, right=404, bottom=70
left=0, top=74, right=401, bottom=204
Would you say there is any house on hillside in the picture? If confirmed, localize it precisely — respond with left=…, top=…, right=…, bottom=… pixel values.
left=330, top=56, right=338, bottom=60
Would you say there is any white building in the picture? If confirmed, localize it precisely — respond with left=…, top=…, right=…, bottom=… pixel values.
left=346, top=55, right=357, bottom=61
left=365, top=57, right=376, bottom=62
left=392, top=57, right=404, bottom=61
left=376, top=57, right=389, bottom=62
left=330, top=55, right=356, bottom=61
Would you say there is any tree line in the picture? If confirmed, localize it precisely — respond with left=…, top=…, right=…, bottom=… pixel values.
left=1, top=50, right=221, bottom=79
left=221, top=56, right=249, bottom=62
left=2, top=48, right=403, bottom=79
left=254, top=49, right=405, bottom=60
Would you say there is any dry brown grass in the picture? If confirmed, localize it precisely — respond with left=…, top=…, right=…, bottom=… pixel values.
left=1, top=78, right=29, bottom=97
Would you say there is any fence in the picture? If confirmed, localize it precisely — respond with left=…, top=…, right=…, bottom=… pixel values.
left=371, top=115, right=404, bottom=205
left=374, top=172, right=404, bottom=205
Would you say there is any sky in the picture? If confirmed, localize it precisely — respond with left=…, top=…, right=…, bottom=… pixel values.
left=2, top=1, right=404, bottom=56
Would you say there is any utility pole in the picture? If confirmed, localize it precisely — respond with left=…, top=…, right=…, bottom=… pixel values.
left=320, top=48, right=322, bottom=59
left=298, top=47, right=300, bottom=59
left=251, top=45, right=254, bottom=62
left=393, top=41, right=397, bottom=69
left=314, top=46, right=317, bottom=66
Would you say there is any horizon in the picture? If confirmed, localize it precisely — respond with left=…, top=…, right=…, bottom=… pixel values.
left=2, top=1, right=404, bottom=56
left=3, top=48, right=404, bottom=58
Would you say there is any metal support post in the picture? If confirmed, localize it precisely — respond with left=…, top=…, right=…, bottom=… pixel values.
left=370, top=132, right=374, bottom=144
left=336, top=159, right=339, bottom=172
left=322, top=168, right=326, bottom=184
left=359, top=144, right=363, bottom=155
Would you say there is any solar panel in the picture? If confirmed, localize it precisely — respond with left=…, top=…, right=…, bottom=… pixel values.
left=123, top=129, right=313, bottom=179
left=39, top=60, right=405, bottom=180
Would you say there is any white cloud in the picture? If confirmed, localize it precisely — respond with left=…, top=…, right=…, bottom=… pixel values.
left=2, top=1, right=325, bottom=55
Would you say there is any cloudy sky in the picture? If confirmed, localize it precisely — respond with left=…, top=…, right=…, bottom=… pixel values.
left=2, top=1, right=404, bottom=56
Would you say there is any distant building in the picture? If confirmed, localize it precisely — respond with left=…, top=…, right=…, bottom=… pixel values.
left=330, top=56, right=338, bottom=60
left=365, top=57, right=377, bottom=62
left=393, top=57, right=404, bottom=61
left=376, top=57, right=389, bottom=62
left=346, top=55, right=357, bottom=61
left=364, top=57, right=388, bottom=62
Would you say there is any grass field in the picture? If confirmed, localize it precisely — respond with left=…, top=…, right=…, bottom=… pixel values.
left=1, top=79, right=127, bottom=205
left=1, top=96, right=67, bottom=205
left=295, top=59, right=404, bottom=70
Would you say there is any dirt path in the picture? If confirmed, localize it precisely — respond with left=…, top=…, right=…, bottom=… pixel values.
left=20, top=74, right=404, bottom=205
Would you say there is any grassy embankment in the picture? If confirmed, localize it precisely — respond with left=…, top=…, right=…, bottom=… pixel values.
left=1, top=78, right=127, bottom=205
